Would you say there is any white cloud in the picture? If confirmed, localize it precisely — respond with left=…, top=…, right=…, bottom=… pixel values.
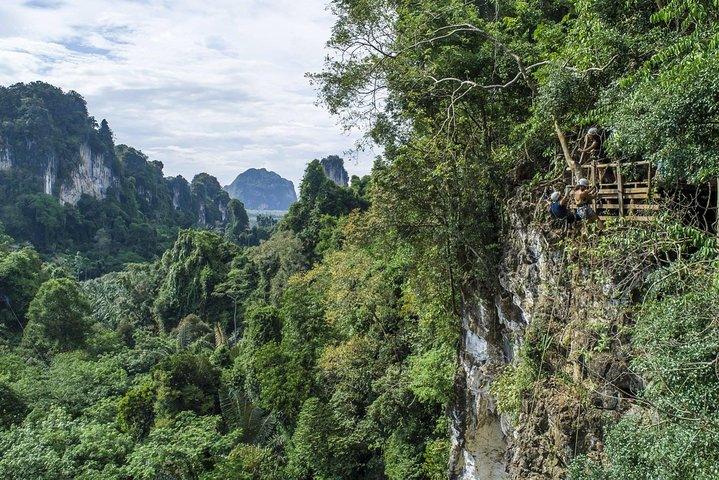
left=0, top=0, right=374, bottom=187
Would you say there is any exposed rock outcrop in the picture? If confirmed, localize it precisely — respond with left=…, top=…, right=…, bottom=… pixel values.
left=450, top=287, right=511, bottom=480
left=168, top=175, right=194, bottom=212
left=59, top=143, right=116, bottom=204
left=0, top=147, right=11, bottom=171
left=1, top=139, right=117, bottom=205
left=320, top=155, right=349, bottom=187
left=451, top=201, right=637, bottom=479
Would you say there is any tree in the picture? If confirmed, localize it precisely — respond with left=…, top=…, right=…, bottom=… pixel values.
left=122, top=412, right=232, bottom=480
left=98, top=119, right=114, bottom=148
left=117, top=382, right=156, bottom=439
left=0, top=382, right=27, bottom=428
left=153, top=352, right=221, bottom=417
left=246, top=230, right=306, bottom=304
left=174, top=314, right=213, bottom=350
left=153, top=230, right=239, bottom=331
left=242, top=305, right=282, bottom=348
left=287, top=397, right=345, bottom=480
left=0, top=246, right=45, bottom=332
left=22, top=277, right=91, bottom=356
left=212, top=256, right=255, bottom=337
left=207, top=444, right=282, bottom=480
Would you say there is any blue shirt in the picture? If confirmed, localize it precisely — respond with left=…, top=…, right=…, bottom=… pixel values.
left=549, top=201, right=570, bottom=219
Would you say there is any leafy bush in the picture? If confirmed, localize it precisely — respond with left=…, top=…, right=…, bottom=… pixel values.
left=571, top=266, right=719, bottom=479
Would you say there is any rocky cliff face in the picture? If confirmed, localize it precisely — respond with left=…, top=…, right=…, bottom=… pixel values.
left=0, top=139, right=118, bottom=205
left=58, top=142, right=117, bottom=204
left=450, top=285, right=511, bottom=480
left=224, top=168, right=297, bottom=210
left=0, top=147, right=11, bottom=172
left=320, top=155, right=349, bottom=187
left=451, top=200, right=636, bottom=479
left=168, top=175, right=194, bottom=212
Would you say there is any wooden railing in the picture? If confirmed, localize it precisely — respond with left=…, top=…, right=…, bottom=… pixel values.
left=575, top=160, right=659, bottom=221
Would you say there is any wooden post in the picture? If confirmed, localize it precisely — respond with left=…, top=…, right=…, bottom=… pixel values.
left=591, top=162, right=598, bottom=213
left=617, top=164, right=624, bottom=217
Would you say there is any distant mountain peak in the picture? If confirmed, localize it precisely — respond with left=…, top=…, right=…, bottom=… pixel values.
left=223, top=168, right=296, bottom=211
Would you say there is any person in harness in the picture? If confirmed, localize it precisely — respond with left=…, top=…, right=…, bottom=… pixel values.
left=573, top=178, right=598, bottom=222
left=548, top=187, right=576, bottom=224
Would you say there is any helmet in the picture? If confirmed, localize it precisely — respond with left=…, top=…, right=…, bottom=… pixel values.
left=588, top=127, right=599, bottom=135
left=550, top=191, right=561, bottom=202
left=578, top=178, right=589, bottom=187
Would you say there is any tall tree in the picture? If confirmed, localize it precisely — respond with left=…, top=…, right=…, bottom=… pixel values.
left=22, top=277, right=91, bottom=356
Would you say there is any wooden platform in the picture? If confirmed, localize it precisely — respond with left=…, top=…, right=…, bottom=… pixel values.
left=576, top=160, right=658, bottom=221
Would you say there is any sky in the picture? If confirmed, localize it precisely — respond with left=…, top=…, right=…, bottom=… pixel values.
left=0, top=0, right=373, bottom=187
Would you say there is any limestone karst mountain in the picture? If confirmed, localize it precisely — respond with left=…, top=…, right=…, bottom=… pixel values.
left=0, top=81, right=238, bottom=273
left=223, top=168, right=297, bottom=211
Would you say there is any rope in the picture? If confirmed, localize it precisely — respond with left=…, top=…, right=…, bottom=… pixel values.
left=1, top=295, right=24, bottom=332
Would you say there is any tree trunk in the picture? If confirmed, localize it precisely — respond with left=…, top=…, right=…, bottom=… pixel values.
left=554, top=119, right=579, bottom=177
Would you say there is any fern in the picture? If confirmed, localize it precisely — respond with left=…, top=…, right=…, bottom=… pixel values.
left=219, top=385, right=277, bottom=445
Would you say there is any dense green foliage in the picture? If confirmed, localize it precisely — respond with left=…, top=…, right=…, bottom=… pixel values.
left=0, top=154, right=456, bottom=478
left=569, top=257, right=719, bottom=480
left=310, top=0, right=719, bottom=477
left=22, top=277, right=91, bottom=357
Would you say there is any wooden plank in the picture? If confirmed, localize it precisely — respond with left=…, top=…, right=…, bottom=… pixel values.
left=595, top=161, right=650, bottom=168
left=599, top=215, right=654, bottom=222
left=580, top=160, right=650, bottom=170
left=601, top=203, right=660, bottom=210
left=617, top=165, right=624, bottom=217
left=599, top=193, right=652, bottom=200
left=599, top=185, right=649, bottom=195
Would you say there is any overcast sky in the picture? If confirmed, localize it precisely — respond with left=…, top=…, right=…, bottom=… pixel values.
left=0, top=0, right=372, bottom=187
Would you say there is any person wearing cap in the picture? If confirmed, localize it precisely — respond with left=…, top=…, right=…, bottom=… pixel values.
left=548, top=186, right=575, bottom=224
left=573, top=178, right=598, bottom=221
left=579, top=127, right=601, bottom=164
